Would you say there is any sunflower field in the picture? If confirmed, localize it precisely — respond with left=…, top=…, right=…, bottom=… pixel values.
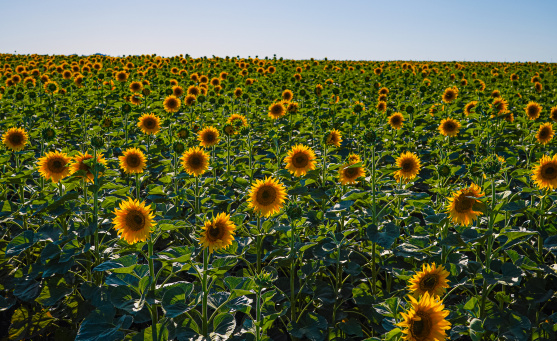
left=1, top=53, right=557, bottom=341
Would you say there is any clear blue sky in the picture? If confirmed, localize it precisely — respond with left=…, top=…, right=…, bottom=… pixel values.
left=1, top=0, right=556, bottom=62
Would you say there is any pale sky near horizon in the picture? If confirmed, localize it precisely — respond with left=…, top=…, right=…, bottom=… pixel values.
left=1, top=0, right=556, bottom=62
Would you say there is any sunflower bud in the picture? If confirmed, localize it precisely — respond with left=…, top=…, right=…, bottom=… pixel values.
left=122, top=103, right=132, bottom=114
left=437, top=164, right=451, bottom=177
left=286, top=203, right=302, bottom=221
left=483, top=157, right=502, bottom=175
left=172, top=141, right=185, bottom=154
left=142, top=88, right=151, bottom=97
left=406, top=105, right=415, bottom=114
left=353, top=103, right=364, bottom=113
left=363, top=129, right=377, bottom=144
left=254, top=270, right=274, bottom=287
left=41, top=127, right=56, bottom=142
left=91, top=136, right=104, bottom=149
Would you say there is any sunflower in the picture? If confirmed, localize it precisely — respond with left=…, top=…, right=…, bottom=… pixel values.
left=339, top=163, right=366, bottom=185
left=197, top=126, right=220, bottom=147
left=2, top=127, right=29, bottom=151
left=397, top=292, right=451, bottom=341
left=234, top=87, right=243, bottom=98
left=438, top=118, right=461, bottom=137
left=181, top=146, right=210, bottom=177
left=378, top=87, right=389, bottom=95
left=284, top=144, right=317, bottom=177
left=464, top=101, right=477, bottom=116
left=226, top=114, right=249, bottom=130
left=347, top=153, right=361, bottom=165
left=550, top=106, right=557, bottom=122
left=492, top=97, right=508, bottom=114
left=184, top=94, right=196, bottom=106
left=112, top=197, right=155, bottom=244
left=282, top=89, right=293, bottom=101
left=137, top=113, right=160, bottom=135
left=44, top=80, right=59, bottom=94
left=172, top=85, right=184, bottom=97
left=446, top=183, right=484, bottom=226
left=187, top=85, right=200, bottom=97
left=286, top=102, right=299, bottom=113
left=388, top=112, right=404, bottom=129
left=441, top=87, right=458, bottom=103
left=163, top=95, right=181, bottom=113
left=536, top=123, right=554, bottom=145
left=268, top=102, right=286, bottom=119
left=115, top=71, right=128, bottom=83
left=37, top=151, right=72, bottom=183
left=248, top=177, right=287, bottom=217
left=129, top=81, right=143, bottom=93
left=322, top=129, right=341, bottom=148
left=408, top=263, right=450, bottom=298
left=130, top=93, right=143, bottom=105
left=394, top=152, right=421, bottom=181
left=525, top=101, right=542, bottom=120
left=70, top=151, right=107, bottom=183
left=376, top=101, right=387, bottom=113
left=531, top=154, right=557, bottom=190
left=199, top=212, right=236, bottom=254
left=119, top=147, right=146, bottom=174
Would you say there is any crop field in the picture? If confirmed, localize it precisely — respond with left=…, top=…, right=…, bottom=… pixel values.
left=1, top=54, right=557, bottom=341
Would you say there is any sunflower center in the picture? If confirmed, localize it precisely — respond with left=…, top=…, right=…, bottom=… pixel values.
left=444, top=122, right=455, bottom=131
left=48, top=158, right=65, bottom=173
left=257, top=186, right=277, bottom=206
left=401, top=160, right=414, bottom=172
left=144, top=118, right=155, bottom=129
left=167, top=99, right=178, bottom=108
left=188, top=155, right=203, bottom=169
left=410, top=313, right=432, bottom=339
left=126, top=154, right=141, bottom=168
left=344, top=167, right=359, bottom=179
left=392, top=117, right=401, bottom=125
left=293, top=153, right=309, bottom=168
left=419, top=274, right=438, bottom=291
left=528, top=107, right=538, bottom=116
left=9, top=133, right=23, bottom=145
left=539, top=128, right=550, bottom=139
left=541, top=164, right=557, bottom=180
left=204, top=132, right=215, bottom=143
left=125, top=211, right=145, bottom=231
left=455, top=195, right=474, bottom=213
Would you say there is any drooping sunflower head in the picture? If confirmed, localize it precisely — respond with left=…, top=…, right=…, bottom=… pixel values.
left=181, top=146, right=210, bottom=177
left=199, top=212, right=236, bottom=254
left=408, top=262, right=450, bottom=298
left=37, top=151, right=73, bottom=183
left=119, top=147, right=146, bottom=174
left=286, top=101, right=299, bottom=113
left=532, top=154, right=557, bottom=190
left=438, top=118, right=461, bottom=137
left=282, top=89, right=293, bottom=101
left=284, top=144, right=317, bottom=177
left=492, top=97, right=508, bottom=114
left=130, top=93, right=143, bottom=105
left=397, top=292, right=451, bottom=341
left=70, top=151, right=107, bottom=183
left=464, top=101, right=477, bottom=116
left=268, top=102, right=286, bottom=119
left=490, top=89, right=501, bottom=98
left=248, top=177, right=287, bottom=217
left=441, top=86, right=458, bottom=103
left=326, top=129, right=342, bottom=147
left=163, top=95, right=181, bottom=113
left=536, top=123, right=554, bottom=145
left=184, top=94, right=196, bottom=106
left=550, top=106, right=557, bottom=122
left=198, top=126, right=220, bottom=147
left=378, top=87, right=389, bottom=95
left=388, top=112, right=404, bottom=130
left=112, top=197, right=155, bottom=244
left=376, top=101, right=387, bottom=113
left=525, top=101, right=542, bottom=120
left=2, top=127, right=29, bottom=151
left=339, top=163, right=366, bottom=185
left=138, top=113, right=161, bottom=135
left=446, top=183, right=484, bottom=226
left=394, top=152, right=421, bottom=181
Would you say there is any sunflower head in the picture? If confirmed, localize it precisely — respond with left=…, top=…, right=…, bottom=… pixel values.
left=268, top=102, right=286, bottom=119
left=198, top=126, right=220, bottom=147
left=525, top=101, right=542, bottom=120
left=394, top=152, right=421, bottom=181
left=532, top=154, right=557, bottom=190
left=376, top=101, right=387, bottom=113
left=464, top=101, right=477, bottom=116
left=388, top=112, right=404, bottom=129
left=248, top=177, right=287, bottom=217
left=339, top=163, right=366, bottom=185
left=326, top=129, right=342, bottom=147
left=138, top=113, right=161, bottom=135
left=163, top=95, right=181, bottom=113
left=446, top=183, right=484, bottom=226
left=438, top=118, right=461, bottom=137
left=119, top=147, right=147, bottom=174
left=112, top=197, right=155, bottom=244
left=536, top=123, right=554, bottom=145
left=408, top=263, right=450, bottom=298
left=492, top=97, right=508, bottom=114
left=129, top=81, right=143, bottom=93
left=442, top=86, right=458, bottom=103
left=70, top=151, right=107, bottom=183
left=284, top=144, right=317, bottom=177
left=184, top=94, right=196, bottom=106
left=2, top=127, right=29, bottom=151
left=181, top=146, right=210, bottom=177
left=397, top=292, right=451, bottom=341
left=37, top=151, right=73, bottom=183
left=282, top=89, right=293, bottom=101
left=199, top=213, right=236, bottom=254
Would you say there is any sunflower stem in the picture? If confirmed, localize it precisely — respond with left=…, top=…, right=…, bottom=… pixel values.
left=290, top=220, right=297, bottom=323
left=538, top=192, right=546, bottom=264
left=93, top=148, right=101, bottom=285
left=195, top=176, right=200, bottom=223
left=202, top=247, right=209, bottom=337
left=135, top=173, right=141, bottom=199
left=148, top=238, right=158, bottom=341
left=256, top=216, right=262, bottom=274
left=371, top=145, right=377, bottom=295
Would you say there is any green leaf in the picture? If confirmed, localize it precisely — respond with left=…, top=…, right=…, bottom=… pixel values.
left=94, top=255, right=138, bottom=272
left=161, top=282, right=195, bottom=318
left=9, top=306, right=55, bottom=341
left=288, top=312, right=328, bottom=341
left=6, top=230, right=34, bottom=256
left=36, top=277, right=72, bottom=306
left=212, top=313, right=236, bottom=340
left=366, top=223, right=400, bottom=248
